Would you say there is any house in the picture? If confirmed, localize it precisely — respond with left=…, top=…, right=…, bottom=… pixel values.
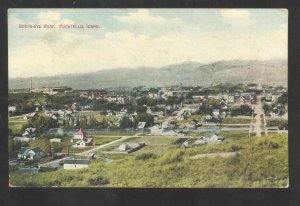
left=205, top=115, right=213, bottom=121
left=49, top=138, right=62, bottom=143
left=148, top=93, right=158, bottom=99
left=22, top=127, right=37, bottom=138
left=212, top=109, right=220, bottom=117
left=17, top=147, right=43, bottom=160
left=227, top=94, right=235, bottom=104
left=278, top=123, right=288, bottom=134
left=235, top=94, right=252, bottom=105
left=23, top=112, right=38, bottom=120
left=14, top=137, right=34, bottom=142
left=150, top=125, right=163, bottom=135
left=73, top=128, right=86, bottom=141
left=63, top=159, right=90, bottom=169
left=137, top=122, right=146, bottom=129
left=72, top=128, right=93, bottom=147
left=119, top=144, right=130, bottom=151
left=193, top=134, right=224, bottom=145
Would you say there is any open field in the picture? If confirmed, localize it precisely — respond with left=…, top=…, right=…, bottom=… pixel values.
left=94, top=114, right=119, bottom=122
left=10, top=133, right=288, bottom=188
left=266, top=119, right=288, bottom=127
left=9, top=121, right=27, bottom=134
left=88, top=131, right=137, bottom=136
left=93, top=136, right=121, bottom=146
left=222, top=118, right=252, bottom=124
left=219, top=130, right=255, bottom=138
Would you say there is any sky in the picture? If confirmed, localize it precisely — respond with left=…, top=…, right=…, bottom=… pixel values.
left=8, top=9, right=288, bottom=78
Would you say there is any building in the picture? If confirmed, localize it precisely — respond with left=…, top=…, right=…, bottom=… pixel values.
left=235, top=94, right=252, bottom=105
left=73, top=128, right=86, bottom=141
left=49, top=138, right=62, bottom=143
left=137, top=122, right=146, bottom=129
left=119, top=144, right=130, bottom=151
left=72, top=128, right=93, bottom=147
left=278, top=123, right=288, bottom=134
left=22, top=127, right=37, bottom=138
left=212, top=109, right=220, bottom=117
left=17, top=147, right=43, bottom=160
left=63, top=159, right=90, bottom=169
left=23, top=112, right=38, bottom=120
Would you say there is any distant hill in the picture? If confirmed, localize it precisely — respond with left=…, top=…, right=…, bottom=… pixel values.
left=9, top=59, right=287, bottom=89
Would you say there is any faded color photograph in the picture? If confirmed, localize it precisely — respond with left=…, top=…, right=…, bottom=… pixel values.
left=8, top=9, right=288, bottom=187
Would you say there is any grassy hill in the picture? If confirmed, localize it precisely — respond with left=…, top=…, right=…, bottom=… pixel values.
left=10, top=133, right=288, bottom=188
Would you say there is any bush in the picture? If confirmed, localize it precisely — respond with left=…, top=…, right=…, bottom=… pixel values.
left=135, top=153, right=157, bottom=160
left=227, top=155, right=240, bottom=165
left=159, top=150, right=184, bottom=165
left=88, top=176, right=109, bottom=185
left=230, top=145, right=241, bottom=152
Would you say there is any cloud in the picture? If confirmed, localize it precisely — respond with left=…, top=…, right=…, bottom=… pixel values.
left=37, top=11, right=61, bottom=23
left=9, top=24, right=287, bottom=78
left=8, top=9, right=287, bottom=78
left=220, top=9, right=255, bottom=26
left=114, top=9, right=183, bottom=25
left=37, top=10, right=74, bottom=25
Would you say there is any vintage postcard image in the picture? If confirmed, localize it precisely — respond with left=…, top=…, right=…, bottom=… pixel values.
left=8, top=9, right=288, bottom=187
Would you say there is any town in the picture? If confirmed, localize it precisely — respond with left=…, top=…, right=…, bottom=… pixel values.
left=8, top=82, right=288, bottom=187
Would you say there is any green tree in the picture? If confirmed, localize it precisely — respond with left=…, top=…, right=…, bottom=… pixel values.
left=133, top=113, right=154, bottom=127
left=119, top=116, right=133, bottom=129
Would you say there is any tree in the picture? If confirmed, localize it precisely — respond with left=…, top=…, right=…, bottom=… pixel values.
left=119, top=116, right=133, bottom=129
left=41, top=137, right=51, bottom=154
left=133, top=113, right=154, bottom=128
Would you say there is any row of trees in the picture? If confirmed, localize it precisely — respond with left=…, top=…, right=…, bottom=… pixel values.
left=22, top=115, right=59, bottom=133
left=60, top=116, right=109, bottom=129
left=231, top=105, right=253, bottom=116
left=119, top=113, right=154, bottom=129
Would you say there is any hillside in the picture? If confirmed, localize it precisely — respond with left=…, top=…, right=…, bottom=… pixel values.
left=9, top=59, right=287, bottom=89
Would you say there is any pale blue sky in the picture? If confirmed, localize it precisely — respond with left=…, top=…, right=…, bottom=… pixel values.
left=8, top=9, right=288, bottom=78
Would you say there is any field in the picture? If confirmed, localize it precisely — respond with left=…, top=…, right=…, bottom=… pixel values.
left=266, top=119, right=288, bottom=127
left=88, top=131, right=137, bottom=136
left=222, top=118, right=252, bottom=124
left=93, top=136, right=121, bottom=146
left=219, top=130, right=255, bottom=138
left=10, top=133, right=288, bottom=188
left=9, top=121, right=27, bottom=134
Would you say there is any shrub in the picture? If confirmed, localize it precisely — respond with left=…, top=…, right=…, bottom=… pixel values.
left=227, top=154, right=241, bottom=165
left=135, top=153, right=157, bottom=160
left=159, top=150, right=184, bottom=165
left=88, top=176, right=109, bottom=185
left=230, top=145, right=241, bottom=152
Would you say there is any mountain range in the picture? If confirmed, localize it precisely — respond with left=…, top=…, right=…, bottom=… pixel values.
left=9, top=59, right=287, bottom=90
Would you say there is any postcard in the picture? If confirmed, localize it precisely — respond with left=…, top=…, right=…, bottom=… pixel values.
left=8, top=9, right=288, bottom=188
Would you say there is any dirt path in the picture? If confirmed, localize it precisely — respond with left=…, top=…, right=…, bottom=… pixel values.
left=39, top=134, right=139, bottom=167
left=190, top=151, right=240, bottom=159
left=252, top=95, right=264, bottom=137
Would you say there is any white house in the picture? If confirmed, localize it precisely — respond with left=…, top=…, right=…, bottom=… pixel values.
left=150, top=125, right=163, bottom=135
left=137, top=122, right=146, bottom=129
left=119, top=144, right=130, bottom=151
left=22, top=127, right=37, bottom=138
left=17, top=147, right=43, bottom=160
left=212, top=109, right=220, bottom=117
left=49, top=138, right=62, bottom=143
left=63, top=159, right=90, bottom=169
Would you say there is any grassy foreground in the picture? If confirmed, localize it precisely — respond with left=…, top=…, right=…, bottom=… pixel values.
left=10, top=133, right=288, bottom=188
